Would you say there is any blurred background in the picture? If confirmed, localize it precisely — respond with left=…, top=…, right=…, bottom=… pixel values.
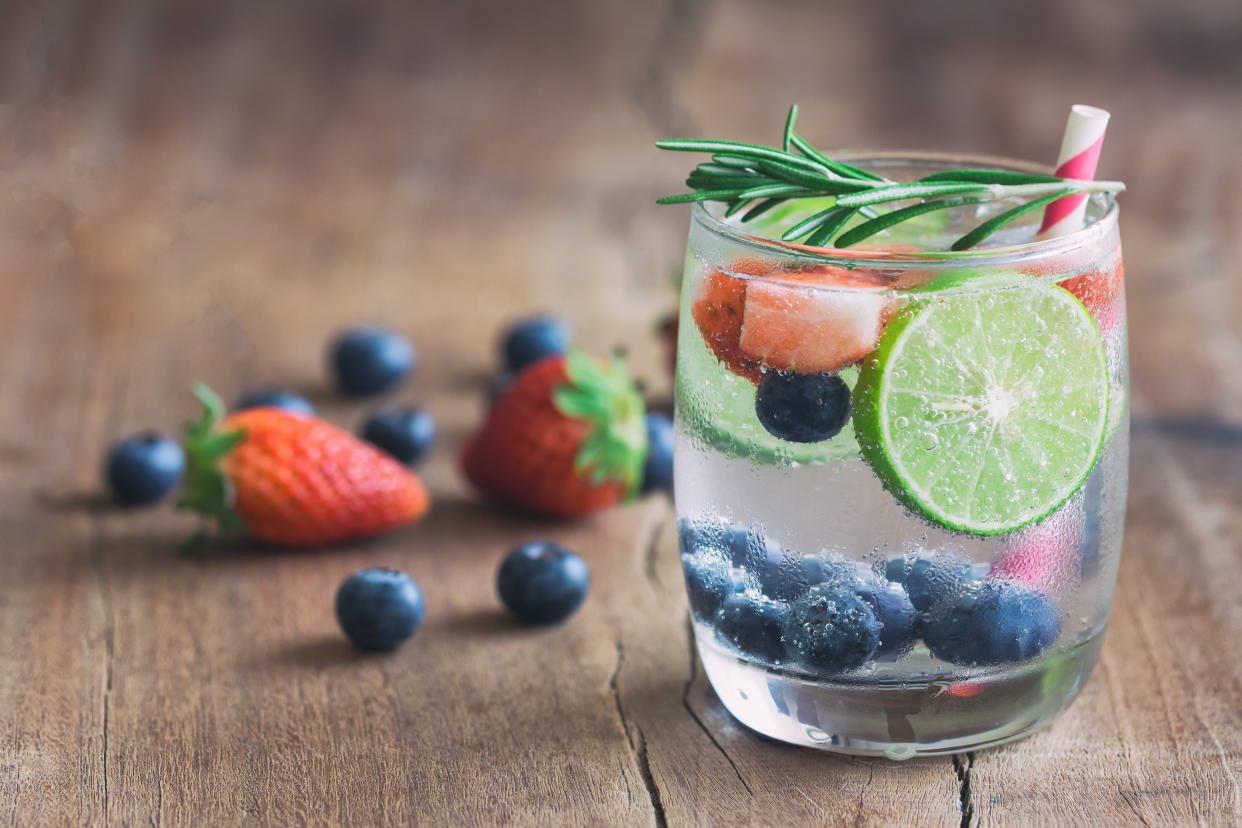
left=1, top=0, right=1239, bottom=449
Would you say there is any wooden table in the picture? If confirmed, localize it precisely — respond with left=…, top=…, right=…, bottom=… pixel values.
left=3, top=1, right=1240, bottom=824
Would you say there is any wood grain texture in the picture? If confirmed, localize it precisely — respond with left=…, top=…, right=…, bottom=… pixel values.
left=1, top=0, right=1240, bottom=825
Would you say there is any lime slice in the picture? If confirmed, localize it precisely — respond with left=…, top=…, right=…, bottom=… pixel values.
left=853, top=285, right=1109, bottom=535
left=674, top=300, right=859, bottom=465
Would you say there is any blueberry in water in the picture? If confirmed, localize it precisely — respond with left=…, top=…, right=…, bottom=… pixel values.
left=715, top=594, right=787, bottom=663
left=884, top=552, right=973, bottom=612
left=235, top=387, right=315, bottom=416
left=640, top=412, right=674, bottom=493
left=502, top=315, right=571, bottom=372
left=330, top=326, right=416, bottom=395
left=923, top=581, right=1061, bottom=666
left=335, top=568, right=426, bottom=652
left=782, top=585, right=880, bottom=672
left=497, top=541, right=590, bottom=624
left=104, top=432, right=186, bottom=506
left=681, top=552, right=735, bottom=619
left=754, top=371, right=851, bottom=443
left=853, top=579, right=917, bottom=657
left=361, top=408, right=436, bottom=466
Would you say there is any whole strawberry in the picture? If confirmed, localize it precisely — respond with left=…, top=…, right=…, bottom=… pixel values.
left=461, top=350, right=647, bottom=518
left=177, top=384, right=430, bottom=547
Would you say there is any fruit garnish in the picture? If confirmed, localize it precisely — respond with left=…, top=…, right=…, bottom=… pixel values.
left=657, top=105, right=1125, bottom=251
left=754, top=371, right=852, bottom=443
left=676, top=308, right=860, bottom=465
left=689, top=259, right=767, bottom=384
left=177, top=384, right=430, bottom=549
left=361, top=408, right=437, bottom=466
left=460, top=350, right=647, bottom=518
left=235, top=387, right=315, bottom=416
left=853, top=285, right=1109, bottom=536
left=739, top=267, right=890, bottom=374
left=640, top=412, right=674, bottom=493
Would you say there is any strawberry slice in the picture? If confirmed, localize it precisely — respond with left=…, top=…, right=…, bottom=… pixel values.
left=1058, top=258, right=1125, bottom=333
left=738, top=266, right=891, bottom=374
left=689, top=259, right=768, bottom=384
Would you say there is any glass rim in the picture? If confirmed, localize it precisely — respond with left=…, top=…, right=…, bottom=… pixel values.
left=690, top=150, right=1120, bottom=270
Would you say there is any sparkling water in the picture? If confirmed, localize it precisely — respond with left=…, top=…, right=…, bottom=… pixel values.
left=672, top=161, right=1128, bottom=756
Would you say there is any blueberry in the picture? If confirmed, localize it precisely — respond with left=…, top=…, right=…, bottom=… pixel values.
left=497, top=542, right=590, bottom=624
left=923, top=582, right=1061, bottom=666
left=361, top=408, right=436, bottom=466
left=754, top=371, right=851, bottom=443
left=715, top=594, right=787, bottom=663
left=235, top=387, right=315, bottom=416
left=104, top=432, right=185, bottom=506
left=782, top=585, right=880, bottom=673
left=330, top=326, right=416, bottom=395
left=854, top=579, right=917, bottom=657
left=640, top=413, right=674, bottom=494
left=335, top=568, right=426, bottom=652
left=681, top=552, right=745, bottom=619
left=502, top=315, right=570, bottom=373
left=676, top=515, right=756, bottom=568
left=884, top=552, right=973, bottom=612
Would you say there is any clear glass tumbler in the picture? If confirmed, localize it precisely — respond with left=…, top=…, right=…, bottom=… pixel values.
left=673, top=152, right=1127, bottom=758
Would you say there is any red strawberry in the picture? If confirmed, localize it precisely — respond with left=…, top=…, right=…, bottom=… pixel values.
left=1058, top=257, right=1125, bottom=333
left=177, top=384, right=429, bottom=547
left=461, top=351, right=647, bottom=518
left=689, top=259, right=769, bottom=384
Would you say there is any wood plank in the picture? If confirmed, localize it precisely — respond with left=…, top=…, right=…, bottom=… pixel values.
left=1, top=0, right=1241, bottom=824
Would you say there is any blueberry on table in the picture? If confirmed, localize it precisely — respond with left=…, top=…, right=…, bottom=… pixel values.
left=502, top=315, right=570, bottom=373
left=853, top=579, right=917, bottom=658
left=330, top=326, right=416, bottom=395
left=104, top=432, right=185, bottom=506
left=335, top=568, right=426, bottom=652
left=497, top=542, right=590, bottom=624
left=782, top=585, right=880, bottom=673
left=715, top=594, right=788, bottom=663
left=361, top=408, right=436, bottom=466
left=235, top=387, right=315, bottom=416
left=640, top=412, right=674, bottom=494
left=923, top=582, right=1061, bottom=666
left=754, top=371, right=851, bottom=443
left=884, top=552, right=974, bottom=613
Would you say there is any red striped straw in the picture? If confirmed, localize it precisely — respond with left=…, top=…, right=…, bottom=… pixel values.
left=1037, top=105, right=1111, bottom=238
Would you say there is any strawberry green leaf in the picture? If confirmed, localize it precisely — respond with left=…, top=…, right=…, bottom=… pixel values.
left=553, top=348, right=649, bottom=497
left=176, top=382, right=249, bottom=549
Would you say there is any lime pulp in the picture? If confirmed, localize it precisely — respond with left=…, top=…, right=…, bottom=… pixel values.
left=852, top=284, right=1109, bottom=536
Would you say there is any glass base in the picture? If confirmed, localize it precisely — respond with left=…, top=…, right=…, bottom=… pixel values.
left=696, top=629, right=1105, bottom=759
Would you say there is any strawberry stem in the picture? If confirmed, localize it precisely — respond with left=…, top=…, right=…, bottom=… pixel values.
left=175, top=383, right=248, bottom=549
left=553, top=349, right=649, bottom=497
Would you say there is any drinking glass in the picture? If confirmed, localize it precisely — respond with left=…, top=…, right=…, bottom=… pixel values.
left=673, top=152, right=1127, bottom=757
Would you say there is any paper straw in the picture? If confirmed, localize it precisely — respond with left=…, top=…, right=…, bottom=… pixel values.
left=1037, top=105, right=1111, bottom=238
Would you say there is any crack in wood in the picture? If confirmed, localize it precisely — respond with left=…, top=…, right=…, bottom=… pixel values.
left=643, top=509, right=670, bottom=591
left=680, top=616, right=752, bottom=795
left=609, top=638, right=667, bottom=826
left=952, top=753, right=975, bottom=828
left=1119, top=789, right=1153, bottom=827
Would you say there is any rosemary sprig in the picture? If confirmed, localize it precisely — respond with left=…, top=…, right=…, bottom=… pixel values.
left=656, top=105, right=1125, bottom=250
